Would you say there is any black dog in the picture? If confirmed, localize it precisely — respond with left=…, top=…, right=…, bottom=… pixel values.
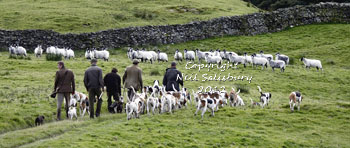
left=35, top=116, right=45, bottom=126
left=110, top=97, right=124, bottom=113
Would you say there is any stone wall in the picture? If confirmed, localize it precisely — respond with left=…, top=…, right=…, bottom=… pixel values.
left=0, top=2, right=349, bottom=51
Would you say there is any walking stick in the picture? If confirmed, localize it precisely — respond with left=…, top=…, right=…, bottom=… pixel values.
left=122, top=83, right=127, bottom=102
left=98, top=92, right=104, bottom=100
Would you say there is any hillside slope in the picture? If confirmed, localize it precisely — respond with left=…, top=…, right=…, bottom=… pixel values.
left=0, top=0, right=258, bottom=33
left=0, top=24, right=349, bottom=147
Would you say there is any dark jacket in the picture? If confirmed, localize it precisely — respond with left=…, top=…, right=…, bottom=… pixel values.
left=104, top=72, right=121, bottom=95
left=122, top=65, right=143, bottom=91
left=54, top=68, right=75, bottom=93
left=84, top=64, right=104, bottom=91
left=163, top=67, right=183, bottom=91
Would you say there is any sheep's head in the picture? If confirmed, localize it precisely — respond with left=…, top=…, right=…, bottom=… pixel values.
left=300, top=57, right=304, bottom=61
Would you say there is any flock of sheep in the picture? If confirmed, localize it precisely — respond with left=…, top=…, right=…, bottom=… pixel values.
left=8, top=45, right=110, bottom=61
left=7, top=45, right=323, bottom=72
left=127, top=48, right=323, bottom=72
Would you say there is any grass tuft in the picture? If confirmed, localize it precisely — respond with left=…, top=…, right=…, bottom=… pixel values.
left=46, top=53, right=62, bottom=61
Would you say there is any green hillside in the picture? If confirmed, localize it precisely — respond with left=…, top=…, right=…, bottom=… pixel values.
left=0, top=0, right=258, bottom=33
left=0, top=24, right=349, bottom=147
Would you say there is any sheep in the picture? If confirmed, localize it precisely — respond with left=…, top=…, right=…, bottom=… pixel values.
left=251, top=54, right=268, bottom=70
left=300, top=57, right=323, bottom=72
left=56, top=47, right=66, bottom=57
left=228, top=53, right=246, bottom=68
left=85, top=50, right=94, bottom=59
left=184, top=49, right=195, bottom=61
left=244, top=52, right=253, bottom=66
left=174, top=49, right=183, bottom=62
left=267, top=57, right=286, bottom=72
left=65, top=48, right=75, bottom=59
left=213, top=49, right=220, bottom=56
left=148, top=50, right=158, bottom=61
left=9, top=45, right=27, bottom=56
left=127, top=48, right=134, bottom=60
left=133, top=49, right=143, bottom=61
left=8, top=46, right=17, bottom=55
left=46, top=46, right=57, bottom=54
left=157, top=50, right=168, bottom=62
left=137, top=50, right=153, bottom=63
left=93, top=49, right=109, bottom=61
left=275, top=52, right=289, bottom=65
left=259, top=51, right=273, bottom=59
left=219, top=49, right=226, bottom=59
left=205, top=53, right=222, bottom=65
left=223, top=50, right=238, bottom=60
left=195, top=49, right=212, bottom=63
left=34, top=45, right=43, bottom=57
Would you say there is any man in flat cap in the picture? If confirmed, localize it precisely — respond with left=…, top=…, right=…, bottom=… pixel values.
left=123, top=59, right=143, bottom=101
left=84, top=59, right=104, bottom=118
left=163, top=61, right=183, bottom=91
left=104, top=68, right=121, bottom=113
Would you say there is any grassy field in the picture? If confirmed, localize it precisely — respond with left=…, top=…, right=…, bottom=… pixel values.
left=0, top=24, right=349, bottom=147
left=0, top=0, right=258, bottom=33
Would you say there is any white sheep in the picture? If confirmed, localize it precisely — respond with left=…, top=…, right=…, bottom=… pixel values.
left=8, top=46, right=17, bottom=55
left=34, top=45, right=43, bottom=57
left=244, top=52, right=253, bottom=66
left=195, top=49, right=213, bottom=63
left=184, top=49, right=195, bottom=61
left=132, top=49, right=143, bottom=61
left=205, top=53, right=222, bottom=65
left=275, top=53, right=289, bottom=65
left=219, top=50, right=226, bottom=59
left=127, top=48, right=134, bottom=60
left=300, top=57, right=323, bottom=72
left=93, top=49, right=109, bottom=61
left=56, top=48, right=66, bottom=57
left=65, top=48, right=75, bottom=59
left=46, top=46, right=57, bottom=54
left=157, top=50, right=168, bottom=62
left=174, top=49, right=183, bottom=62
left=251, top=54, right=268, bottom=70
left=213, top=49, right=220, bottom=56
left=148, top=50, right=158, bottom=61
left=85, top=50, right=94, bottom=59
left=259, top=51, right=273, bottom=59
left=267, top=57, right=286, bottom=72
left=223, top=50, right=238, bottom=60
left=228, top=53, right=246, bottom=68
left=9, top=45, right=27, bottom=56
left=137, top=50, right=153, bottom=63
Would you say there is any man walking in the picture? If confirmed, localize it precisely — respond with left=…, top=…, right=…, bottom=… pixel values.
left=54, top=61, right=75, bottom=121
left=84, top=59, right=104, bottom=118
left=163, top=62, right=183, bottom=91
left=104, top=68, right=121, bottom=113
left=123, top=59, right=143, bottom=101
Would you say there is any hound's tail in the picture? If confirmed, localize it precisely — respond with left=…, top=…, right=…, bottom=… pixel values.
left=172, top=84, right=178, bottom=92
left=130, top=86, right=136, bottom=94
left=257, top=86, right=262, bottom=95
left=236, top=89, right=240, bottom=95
left=150, top=91, right=155, bottom=98
left=250, top=98, right=253, bottom=104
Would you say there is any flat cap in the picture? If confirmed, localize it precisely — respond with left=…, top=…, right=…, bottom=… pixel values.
left=133, top=59, right=139, bottom=64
